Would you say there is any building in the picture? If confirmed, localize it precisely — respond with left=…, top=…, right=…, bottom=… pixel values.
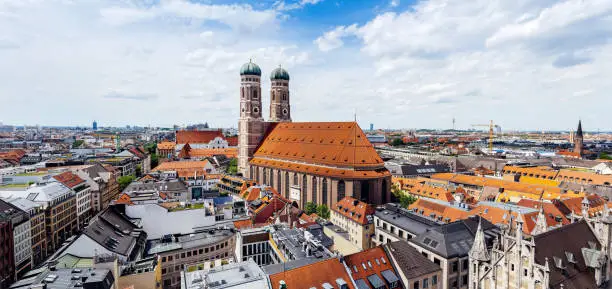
left=217, top=175, right=256, bottom=195
left=235, top=227, right=281, bottom=266
left=148, top=228, right=235, bottom=289
left=574, top=120, right=584, bottom=158
left=8, top=266, right=115, bottom=289
left=7, top=197, right=47, bottom=266
left=469, top=217, right=612, bottom=289
left=343, top=246, right=402, bottom=289
left=93, top=120, right=98, bottom=131
left=237, top=61, right=391, bottom=207
left=330, top=196, right=375, bottom=250
left=0, top=199, right=32, bottom=278
left=123, top=179, right=191, bottom=202
left=180, top=259, right=270, bottom=289
left=70, top=164, right=119, bottom=213
left=157, top=141, right=176, bottom=159
left=409, top=216, right=499, bottom=289
left=383, top=241, right=442, bottom=289
left=62, top=206, right=147, bottom=262
left=53, top=171, right=92, bottom=230
left=175, top=129, right=233, bottom=149
left=268, top=258, right=355, bottom=289
left=0, top=182, right=77, bottom=251
left=0, top=211, right=15, bottom=288
left=373, top=203, right=440, bottom=246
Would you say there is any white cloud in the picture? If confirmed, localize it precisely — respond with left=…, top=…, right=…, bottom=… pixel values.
left=390, top=0, right=400, bottom=8
left=314, top=24, right=358, bottom=52
left=274, top=0, right=324, bottom=11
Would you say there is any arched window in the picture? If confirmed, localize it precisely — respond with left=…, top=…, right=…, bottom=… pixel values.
left=285, top=172, right=290, bottom=198
left=312, top=177, right=318, bottom=204
left=293, top=173, right=298, bottom=187
left=381, top=178, right=387, bottom=204
left=254, top=89, right=258, bottom=99
left=276, top=170, right=281, bottom=192
left=322, top=178, right=328, bottom=206
left=302, top=174, right=308, bottom=206
left=263, top=169, right=267, bottom=185
left=269, top=169, right=274, bottom=186
left=272, top=93, right=275, bottom=101
left=337, top=180, right=345, bottom=202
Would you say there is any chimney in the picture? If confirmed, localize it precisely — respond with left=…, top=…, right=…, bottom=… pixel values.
left=279, top=280, right=287, bottom=289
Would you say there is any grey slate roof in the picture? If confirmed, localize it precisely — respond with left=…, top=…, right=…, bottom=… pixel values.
left=375, top=203, right=441, bottom=236
left=384, top=241, right=441, bottom=279
left=83, top=207, right=146, bottom=258
left=409, top=216, right=498, bottom=258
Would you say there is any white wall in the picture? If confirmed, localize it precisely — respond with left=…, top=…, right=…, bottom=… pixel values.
left=125, top=204, right=215, bottom=239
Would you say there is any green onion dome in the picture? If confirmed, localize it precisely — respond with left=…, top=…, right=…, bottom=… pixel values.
left=240, top=60, right=261, bottom=76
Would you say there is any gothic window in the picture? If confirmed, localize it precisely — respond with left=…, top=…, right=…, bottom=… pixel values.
left=293, top=173, right=298, bottom=187
left=285, top=172, right=289, bottom=198
left=269, top=169, right=274, bottom=186
left=312, top=177, right=318, bottom=204
left=322, top=178, right=328, bottom=205
left=272, top=93, right=275, bottom=101
left=302, top=174, right=308, bottom=204
left=263, top=169, right=267, bottom=185
left=283, top=93, right=287, bottom=100
left=254, top=90, right=258, bottom=99
left=276, top=170, right=281, bottom=193
left=338, top=180, right=345, bottom=202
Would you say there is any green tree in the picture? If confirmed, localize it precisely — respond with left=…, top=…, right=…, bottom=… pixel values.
left=399, top=194, right=418, bottom=208
left=227, top=158, right=238, bottom=175
left=150, top=154, right=159, bottom=169
left=117, top=175, right=136, bottom=191
left=304, top=202, right=317, bottom=215
left=390, top=138, right=403, bottom=146
left=144, top=143, right=157, bottom=155
left=135, top=164, right=142, bottom=177
left=316, top=204, right=330, bottom=219
left=600, top=152, right=612, bottom=160
left=72, top=140, right=84, bottom=148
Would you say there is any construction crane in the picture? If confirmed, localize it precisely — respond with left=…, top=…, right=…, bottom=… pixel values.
left=471, top=120, right=500, bottom=154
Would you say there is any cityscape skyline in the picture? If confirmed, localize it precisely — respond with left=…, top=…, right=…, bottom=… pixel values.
left=1, top=0, right=611, bottom=130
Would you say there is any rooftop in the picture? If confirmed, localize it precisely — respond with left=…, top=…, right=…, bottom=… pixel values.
left=147, top=228, right=234, bottom=255
left=182, top=259, right=269, bottom=289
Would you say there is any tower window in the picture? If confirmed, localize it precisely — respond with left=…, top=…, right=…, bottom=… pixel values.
left=254, top=90, right=258, bottom=99
left=283, top=93, right=287, bottom=100
left=283, top=108, right=288, bottom=115
left=253, top=107, right=259, bottom=114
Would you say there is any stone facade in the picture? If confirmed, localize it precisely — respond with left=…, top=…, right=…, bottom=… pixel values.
left=238, top=72, right=265, bottom=177
left=269, top=78, right=291, bottom=122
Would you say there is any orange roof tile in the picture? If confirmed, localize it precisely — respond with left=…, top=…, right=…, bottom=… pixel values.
left=406, top=183, right=454, bottom=202
left=153, top=160, right=211, bottom=171
left=408, top=198, right=468, bottom=223
left=233, top=219, right=253, bottom=230
left=253, top=122, right=385, bottom=169
left=189, top=148, right=237, bottom=158
left=176, top=130, right=224, bottom=144
left=343, top=247, right=396, bottom=284
left=556, top=169, right=612, bottom=186
left=157, top=141, right=176, bottom=150
left=268, top=258, right=356, bottom=289
left=516, top=199, right=570, bottom=227
left=250, top=158, right=390, bottom=180
left=52, top=171, right=85, bottom=189
left=332, top=197, right=375, bottom=225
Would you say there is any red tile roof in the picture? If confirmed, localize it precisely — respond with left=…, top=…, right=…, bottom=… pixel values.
left=53, top=171, right=86, bottom=189
left=344, top=247, right=396, bottom=287
left=332, top=197, right=375, bottom=225
left=269, top=258, right=356, bottom=289
left=253, top=122, right=385, bottom=169
left=175, top=130, right=224, bottom=144
left=516, top=199, right=570, bottom=228
left=225, top=136, right=238, bottom=146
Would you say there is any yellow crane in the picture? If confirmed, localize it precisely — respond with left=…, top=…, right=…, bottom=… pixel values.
left=471, top=120, right=500, bottom=154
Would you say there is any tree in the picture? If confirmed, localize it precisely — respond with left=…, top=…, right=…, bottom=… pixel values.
left=304, top=202, right=317, bottom=215
left=117, top=175, right=136, bottom=191
left=391, top=183, right=417, bottom=208
left=316, top=204, right=330, bottom=219
left=144, top=143, right=157, bottom=155
left=72, top=140, right=84, bottom=148
left=600, top=152, right=612, bottom=160
left=227, top=158, right=238, bottom=175
left=135, top=164, right=142, bottom=177
left=150, top=153, right=159, bottom=168
left=390, top=138, right=403, bottom=146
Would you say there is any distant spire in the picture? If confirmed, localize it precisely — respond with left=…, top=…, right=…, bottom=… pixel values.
left=469, top=218, right=490, bottom=261
left=576, top=119, right=583, bottom=138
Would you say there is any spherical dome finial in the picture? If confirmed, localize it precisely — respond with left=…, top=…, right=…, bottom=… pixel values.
left=240, top=59, right=261, bottom=76
left=270, top=65, right=290, bottom=81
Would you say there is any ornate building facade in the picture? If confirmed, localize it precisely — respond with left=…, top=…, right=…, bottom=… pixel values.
left=469, top=207, right=611, bottom=289
left=237, top=61, right=391, bottom=207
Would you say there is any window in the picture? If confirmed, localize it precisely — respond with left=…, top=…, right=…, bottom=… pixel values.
left=337, top=180, right=345, bottom=201
left=312, top=177, right=317, bottom=204
left=162, top=268, right=167, bottom=274
left=413, top=281, right=419, bottom=289
left=399, top=230, right=404, bottom=238
left=253, top=90, right=258, bottom=99
left=379, top=235, right=383, bottom=242
left=168, top=256, right=173, bottom=261
left=462, top=275, right=468, bottom=286
left=322, top=178, right=328, bottom=205
left=383, top=223, right=388, bottom=230
left=423, top=278, right=429, bottom=289
left=422, top=252, right=429, bottom=258
left=162, top=257, right=167, bottom=262
left=511, top=264, right=515, bottom=271
left=187, top=252, right=191, bottom=257
left=199, top=249, right=203, bottom=254
left=524, top=269, right=528, bottom=277
left=432, top=276, right=437, bottom=285
left=452, top=261, right=458, bottom=273
left=462, top=259, right=469, bottom=271
left=434, top=258, right=441, bottom=266
left=181, top=253, right=185, bottom=258
left=285, top=172, right=290, bottom=198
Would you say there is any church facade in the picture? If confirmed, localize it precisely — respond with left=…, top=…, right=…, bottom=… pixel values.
left=237, top=61, right=391, bottom=207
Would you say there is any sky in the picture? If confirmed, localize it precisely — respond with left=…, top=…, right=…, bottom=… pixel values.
left=1, top=0, right=611, bottom=131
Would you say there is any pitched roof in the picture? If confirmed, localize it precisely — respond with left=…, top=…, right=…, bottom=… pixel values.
left=516, top=199, right=570, bottom=228
left=534, top=220, right=599, bottom=289
left=344, top=247, right=400, bottom=289
left=153, top=160, right=211, bottom=171
left=253, top=122, right=385, bottom=169
left=555, top=194, right=606, bottom=217
left=268, top=258, right=355, bottom=289
left=52, top=171, right=86, bottom=189
left=175, top=130, right=224, bottom=144
left=157, top=141, right=175, bottom=150
left=189, top=148, right=237, bottom=158
left=333, top=196, right=375, bottom=225
left=408, top=198, right=468, bottom=223
left=225, top=136, right=238, bottom=146
left=384, top=241, right=441, bottom=279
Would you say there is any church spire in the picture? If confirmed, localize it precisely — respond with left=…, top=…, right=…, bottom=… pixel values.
left=576, top=119, right=583, bottom=138
left=469, top=218, right=490, bottom=261
left=532, top=204, right=548, bottom=235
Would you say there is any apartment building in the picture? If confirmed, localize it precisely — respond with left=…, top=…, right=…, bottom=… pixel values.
left=330, top=196, right=375, bottom=250
left=0, top=199, right=31, bottom=278
left=7, top=198, right=47, bottom=266
left=53, top=171, right=92, bottom=230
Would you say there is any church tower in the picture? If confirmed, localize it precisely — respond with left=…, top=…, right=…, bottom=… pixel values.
left=238, top=60, right=264, bottom=177
left=269, top=66, right=291, bottom=122
left=574, top=120, right=584, bottom=157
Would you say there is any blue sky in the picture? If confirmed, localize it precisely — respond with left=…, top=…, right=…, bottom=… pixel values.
left=1, top=0, right=611, bottom=131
